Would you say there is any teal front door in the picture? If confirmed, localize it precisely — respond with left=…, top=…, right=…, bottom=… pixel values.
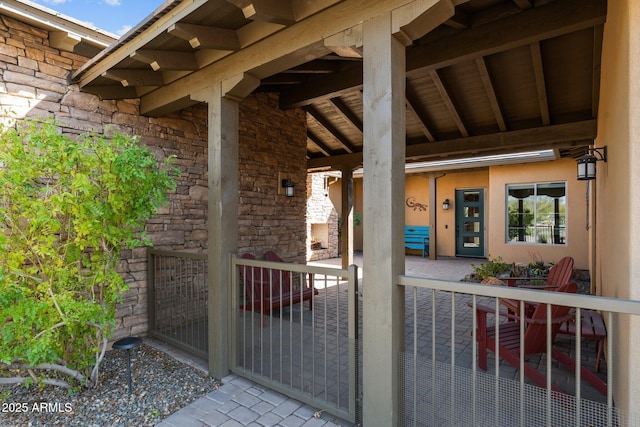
left=455, top=189, right=485, bottom=257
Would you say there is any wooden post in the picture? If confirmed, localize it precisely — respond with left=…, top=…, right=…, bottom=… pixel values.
left=200, top=74, right=258, bottom=379
left=341, top=164, right=354, bottom=269
left=362, top=12, right=406, bottom=426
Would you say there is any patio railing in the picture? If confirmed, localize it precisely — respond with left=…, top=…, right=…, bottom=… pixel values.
left=398, top=275, right=640, bottom=426
left=148, top=249, right=208, bottom=358
left=230, top=254, right=361, bottom=424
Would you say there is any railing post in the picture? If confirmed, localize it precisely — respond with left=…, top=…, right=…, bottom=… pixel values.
left=347, top=264, right=359, bottom=420
left=147, top=249, right=156, bottom=336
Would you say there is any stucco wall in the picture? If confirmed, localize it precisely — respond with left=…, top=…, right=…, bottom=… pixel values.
left=595, top=0, right=640, bottom=413
left=487, top=159, right=589, bottom=271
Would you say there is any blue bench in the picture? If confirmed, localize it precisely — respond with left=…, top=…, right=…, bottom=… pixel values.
left=405, top=225, right=430, bottom=257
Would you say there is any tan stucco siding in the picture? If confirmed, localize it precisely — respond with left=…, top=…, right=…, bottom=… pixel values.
left=595, top=0, right=640, bottom=414
left=487, top=159, right=589, bottom=270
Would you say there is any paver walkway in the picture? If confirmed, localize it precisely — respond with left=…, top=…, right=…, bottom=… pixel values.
left=157, top=255, right=474, bottom=426
left=157, top=255, right=608, bottom=426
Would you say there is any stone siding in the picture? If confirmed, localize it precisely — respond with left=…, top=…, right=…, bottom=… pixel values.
left=0, top=14, right=208, bottom=340
left=306, top=172, right=339, bottom=261
left=0, top=14, right=310, bottom=340
left=238, top=92, right=308, bottom=264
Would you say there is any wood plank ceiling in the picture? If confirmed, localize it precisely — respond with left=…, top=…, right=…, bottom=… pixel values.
left=72, top=0, right=606, bottom=171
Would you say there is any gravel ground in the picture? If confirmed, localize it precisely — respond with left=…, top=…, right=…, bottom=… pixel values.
left=0, top=343, right=220, bottom=427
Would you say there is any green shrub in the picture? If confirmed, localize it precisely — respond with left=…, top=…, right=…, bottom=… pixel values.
left=471, top=256, right=512, bottom=280
left=0, top=119, right=177, bottom=389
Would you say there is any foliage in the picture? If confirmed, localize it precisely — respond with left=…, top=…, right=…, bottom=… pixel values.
left=472, top=252, right=551, bottom=282
left=0, top=119, right=177, bottom=389
left=471, top=255, right=511, bottom=280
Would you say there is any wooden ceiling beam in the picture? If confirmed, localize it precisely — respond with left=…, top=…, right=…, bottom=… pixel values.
left=475, top=57, right=506, bottom=131
left=307, top=131, right=332, bottom=157
left=226, top=0, right=296, bottom=25
left=406, top=119, right=596, bottom=159
left=102, top=69, right=165, bottom=87
left=80, top=84, right=140, bottom=100
left=167, top=23, right=240, bottom=50
left=130, top=49, right=199, bottom=71
left=329, top=97, right=363, bottom=135
left=512, top=0, right=533, bottom=10
left=281, top=0, right=606, bottom=108
left=591, top=24, right=604, bottom=118
left=305, top=105, right=357, bottom=154
left=407, top=0, right=606, bottom=75
left=530, top=42, right=550, bottom=126
left=307, top=119, right=597, bottom=170
left=430, top=69, right=469, bottom=137
left=406, top=86, right=436, bottom=142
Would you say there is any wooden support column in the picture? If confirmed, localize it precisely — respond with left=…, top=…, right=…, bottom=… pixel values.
left=362, top=13, right=406, bottom=427
left=198, top=74, right=259, bottom=379
left=429, top=174, right=437, bottom=259
left=340, top=164, right=354, bottom=269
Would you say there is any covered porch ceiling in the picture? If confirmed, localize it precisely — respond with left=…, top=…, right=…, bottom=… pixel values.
left=71, top=0, right=606, bottom=171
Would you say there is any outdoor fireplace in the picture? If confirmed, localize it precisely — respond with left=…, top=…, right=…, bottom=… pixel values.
left=306, top=173, right=339, bottom=261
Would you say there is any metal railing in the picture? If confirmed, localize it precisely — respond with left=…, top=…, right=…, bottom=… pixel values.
left=398, top=275, right=640, bottom=426
left=230, top=254, right=360, bottom=424
left=148, top=249, right=208, bottom=359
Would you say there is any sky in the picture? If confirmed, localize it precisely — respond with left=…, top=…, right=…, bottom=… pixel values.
left=29, top=0, right=166, bottom=37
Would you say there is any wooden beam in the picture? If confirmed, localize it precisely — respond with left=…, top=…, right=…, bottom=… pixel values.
left=591, top=24, right=604, bottom=118
left=135, top=0, right=449, bottom=114
left=307, top=131, right=332, bottom=157
left=530, top=42, right=550, bottom=126
left=167, top=23, right=240, bottom=50
left=406, top=86, right=436, bottom=141
left=513, top=0, right=533, bottom=10
left=329, top=97, right=363, bottom=134
left=406, top=119, right=597, bottom=158
left=102, top=70, right=165, bottom=87
left=130, top=49, right=199, bottom=71
left=281, top=0, right=607, bottom=108
left=49, top=31, right=81, bottom=52
left=392, top=0, right=455, bottom=45
left=407, top=0, right=606, bottom=74
left=226, top=0, right=296, bottom=25
left=307, top=120, right=597, bottom=169
left=430, top=69, right=468, bottom=137
left=280, top=63, right=363, bottom=108
left=475, top=57, right=506, bottom=131
left=80, top=84, right=139, bottom=100
left=445, top=10, right=470, bottom=29
left=305, top=105, right=357, bottom=153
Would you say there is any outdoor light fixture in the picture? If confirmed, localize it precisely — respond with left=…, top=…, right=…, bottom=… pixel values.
left=577, top=146, right=607, bottom=180
left=442, top=199, right=450, bottom=210
left=281, top=179, right=294, bottom=197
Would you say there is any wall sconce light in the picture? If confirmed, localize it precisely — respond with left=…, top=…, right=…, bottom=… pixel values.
left=442, top=199, right=450, bottom=210
left=577, top=146, right=607, bottom=180
left=281, top=179, right=294, bottom=197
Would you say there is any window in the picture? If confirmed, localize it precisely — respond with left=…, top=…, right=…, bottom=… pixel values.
left=506, top=182, right=566, bottom=245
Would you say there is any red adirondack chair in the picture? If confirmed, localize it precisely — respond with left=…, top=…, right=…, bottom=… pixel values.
left=500, top=256, right=574, bottom=317
left=475, top=281, right=607, bottom=395
left=239, top=251, right=317, bottom=316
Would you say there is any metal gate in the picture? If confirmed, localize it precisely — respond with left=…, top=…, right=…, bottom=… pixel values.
left=230, top=254, right=361, bottom=423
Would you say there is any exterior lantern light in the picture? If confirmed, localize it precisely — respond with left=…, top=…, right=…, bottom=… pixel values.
left=282, top=179, right=294, bottom=197
left=577, top=146, right=607, bottom=180
left=442, top=199, right=450, bottom=210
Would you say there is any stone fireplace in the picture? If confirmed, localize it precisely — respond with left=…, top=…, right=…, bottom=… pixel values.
left=306, top=173, right=339, bottom=261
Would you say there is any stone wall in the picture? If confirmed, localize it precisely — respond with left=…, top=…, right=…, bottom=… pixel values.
left=0, top=14, right=310, bottom=340
left=0, top=14, right=208, bottom=340
left=306, top=172, right=339, bottom=261
left=238, top=92, right=308, bottom=264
